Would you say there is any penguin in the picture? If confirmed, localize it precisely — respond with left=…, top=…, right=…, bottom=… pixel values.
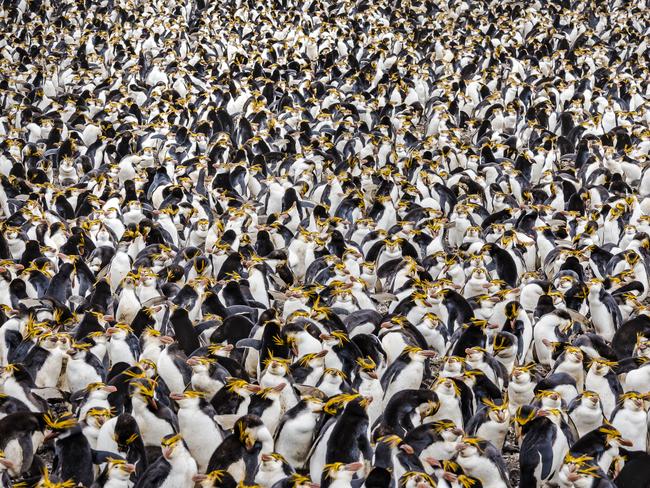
left=517, top=408, right=573, bottom=488
left=49, top=413, right=96, bottom=487
left=129, top=378, right=178, bottom=457
left=254, top=453, right=295, bottom=488
left=567, top=391, right=606, bottom=439
left=584, top=358, right=621, bottom=417
left=501, top=301, right=532, bottom=364
left=454, top=437, right=511, bottom=488
left=466, top=398, right=510, bottom=449
left=381, top=347, right=436, bottom=406
left=610, top=392, right=649, bottom=452
left=171, top=390, right=223, bottom=472
left=94, top=458, right=137, bottom=488
left=309, top=395, right=373, bottom=485
left=134, top=434, right=198, bottom=488
left=569, top=424, right=633, bottom=475
left=275, top=396, right=324, bottom=469
left=207, top=414, right=274, bottom=480
left=0, top=411, right=48, bottom=478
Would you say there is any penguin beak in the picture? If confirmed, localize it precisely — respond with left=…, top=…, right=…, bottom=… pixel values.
left=170, top=393, right=185, bottom=401
left=160, top=336, right=174, bottom=345
left=567, top=473, right=581, bottom=482
left=193, top=474, right=208, bottom=482
left=162, top=446, right=173, bottom=459
left=419, top=350, right=437, bottom=357
left=261, top=453, right=273, bottom=462
left=43, top=430, right=60, bottom=443
left=122, top=464, right=136, bottom=474
left=345, top=462, right=363, bottom=472
left=424, top=457, right=440, bottom=467
left=186, top=357, right=199, bottom=366
left=0, top=459, right=14, bottom=470
left=367, top=371, right=378, bottom=379
left=103, top=385, right=117, bottom=393
left=618, top=438, right=633, bottom=447
left=399, top=444, right=414, bottom=455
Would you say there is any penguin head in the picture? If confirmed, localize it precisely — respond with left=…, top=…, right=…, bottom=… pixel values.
left=170, top=390, right=207, bottom=408
left=321, top=368, right=347, bottom=386
left=455, top=437, right=488, bottom=467
left=433, top=376, right=460, bottom=397
left=402, top=346, right=437, bottom=363
left=511, top=364, right=536, bottom=385
left=85, top=382, right=118, bottom=400
left=42, top=411, right=79, bottom=441
left=356, top=356, right=378, bottom=380
left=464, top=346, right=486, bottom=363
left=430, top=419, right=464, bottom=442
left=121, top=272, right=140, bottom=289
left=186, top=355, right=216, bottom=374
left=634, top=335, right=650, bottom=357
left=442, top=356, right=465, bottom=376
left=618, top=391, right=646, bottom=412
left=129, top=378, right=158, bottom=407
left=398, top=472, right=436, bottom=488
left=504, top=301, right=522, bottom=320
left=588, top=357, right=616, bottom=377
left=105, top=458, right=136, bottom=482
left=422, top=313, right=442, bottom=331
left=160, top=433, right=188, bottom=460
left=482, top=397, right=510, bottom=424
left=576, top=390, right=601, bottom=411
left=84, top=407, right=113, bottom=428
left=262, top=354, right=291, bottom=377
left=192, top=469, right=233, bottom=488
left=323, top=462, right=364, bottom=482
left=234, top=415, right=272, bottom=451
left=320, top=330, right=350, bottom=348
left=561, top=345, right=584, bottom=365
left=259, top=452, right=289, bottom=474
left=38, top=332, right=72, bottom=353
left=535, top=390, right=563, bottom=410
left=107, top=323, right=134, bottom=340
left=596, top=424, right=633, bottom=449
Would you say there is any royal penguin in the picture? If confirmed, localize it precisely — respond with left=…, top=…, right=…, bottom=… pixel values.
left=275, top=396, right=324, bottom=469
left=381, top=347, right=436, bottom=406
left=134, top=433, right=198, bottom=488
left=567, top=391, right=606, bottom=439
left=584, top=358, right=621, bottom=417
left=207, top=414, right=274, bottom=480
left=517, top=408, right=573, bottom=488
left=466, top=398, right=510, bottom=450
left=170, top=390, right=224, bottom=472
left=129, top=378, right=178, bottom=459
left=454, top=437, right=511, bottom=488
left=254, top=453, right=295, bottom=488
left=610, top=392, right=648, bottom=452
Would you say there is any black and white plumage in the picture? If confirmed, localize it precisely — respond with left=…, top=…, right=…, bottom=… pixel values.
left=0, top=0, right=649, bottom=487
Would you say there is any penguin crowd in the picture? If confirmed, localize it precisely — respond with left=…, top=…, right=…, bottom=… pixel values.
left=1, top=0, right=650, bottom=486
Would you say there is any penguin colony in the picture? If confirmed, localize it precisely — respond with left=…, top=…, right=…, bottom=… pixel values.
left=0, top=0, right=650, bottom=487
